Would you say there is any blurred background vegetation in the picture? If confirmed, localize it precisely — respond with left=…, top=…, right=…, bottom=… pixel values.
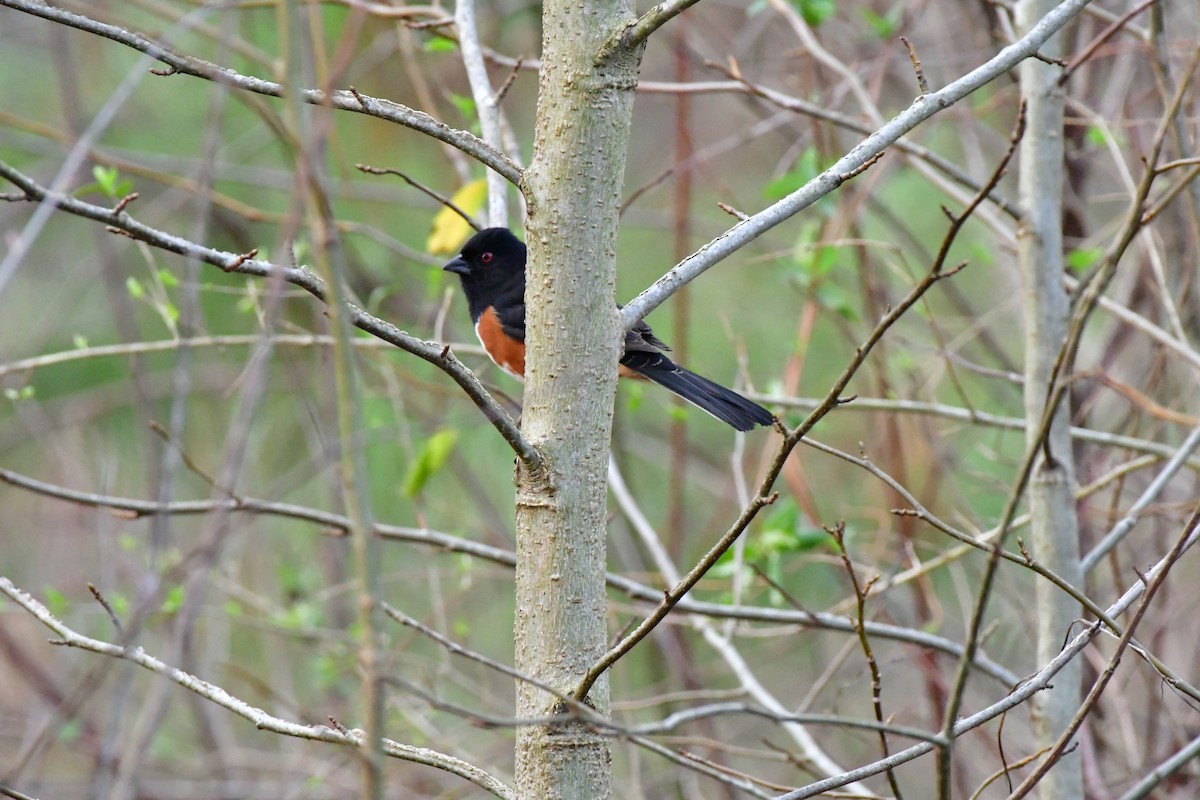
left=2, top=1, right=1199, bottom=797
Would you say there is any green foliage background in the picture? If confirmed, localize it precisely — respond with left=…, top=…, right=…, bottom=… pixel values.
left=2, top=1, right=1198, bottom=797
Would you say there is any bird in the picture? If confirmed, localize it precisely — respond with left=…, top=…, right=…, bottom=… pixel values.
left=443, top=227, right=774, bottom=432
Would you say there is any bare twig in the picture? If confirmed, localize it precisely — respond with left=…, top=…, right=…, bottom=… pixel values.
left=1060, top=0, right=1158, bottom=83
left=933, top=57, right=1191, bottom=786
left=761, top=394, right=1200, bottom=463
left=0, top=466, right=1020, bottom=684
left=355, top=164, right=482, bottom=231
left=620, top=0, right=1092, bottom=331
left=598, top=0, right=702, bottom=60
left=454, top=0, right=510, bottom=225
left=0, top=160, right=541, bottom=474
left=900, top=36, right=929, bottom=94
left=1008, top=503, right=1200, bottom=797
left=576, top=179, right=977, bottom=702
left=830, top=522, right=904, bottom=799
left=0, top=577, right=515, bottom=800
left=1115, top=729, right=1200, bottom=800
left=1082, top=421, right=1200, bottom=570
left=0, top=0, right=521, bottom=186
left=695, top=65, right=1021, bottom=219
left=87, top=584, right=124, bottom=636
left=776, top=515, right=1200, bottom=798
left=0, top=785, right=39, bottom=800
left=572, top=490, right=780, bottom=702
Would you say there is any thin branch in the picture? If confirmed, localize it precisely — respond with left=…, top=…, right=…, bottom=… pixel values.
left=657, top=69, right=1022, bottom=219
left=762, top=394, right=1200, bottom=464
left=355, top=164, right=482, bottom=231
left=1082, top=421, right=1200, bottom=570
left=776, top=516, right=1200, bottom=799
left=802, top=434, right=1200, bottom=707
left=0, top=786, right=39, bottom=800
left=382, top=602, right=579, bottom=709
left=628, top=701, right=936, bottom=741
left=1114, top=729, right=1200, bottom=800
left=624, top=735, right=773, bottom=798
left=969, top=748, right=1053, bottom=800
left=381, top=603, right=924, bottom=797
left=572, top=490, right=780, bottom=702
left=599, top=0, right=702, bottom=60
left=0, top=466, right=1020, bottom=685
left=1060, top=0, right=1158, bottom=83
left=830, top=523, right=904, bottom=799
left=620, top=0, right=1093, bottom=331
left=605, top=457, right=870, bottom=792
left=577, top=205, right=976, bottom=700
left=86, top=584, right=124, bottom=636
left=0, top=577, right=514, bottom=800
left=0, top=333, right=484, bottom=379
left=0, top=160, right=542, bottom=474
left=1008, top=503, right=1200, bottom=798
left=454, top=0, right=510, bottom=226
left=935, top=50, right=1192, bottom=781
left=900, top=36, right=929, bottom=94
left=0, top=0, right=521, bottom=186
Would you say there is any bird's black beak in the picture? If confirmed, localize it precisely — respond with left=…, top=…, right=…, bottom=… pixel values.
left=443, top=255, right=469, bottom=275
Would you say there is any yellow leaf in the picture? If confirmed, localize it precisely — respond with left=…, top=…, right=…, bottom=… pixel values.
left=426, top=179, right=487, bottom=255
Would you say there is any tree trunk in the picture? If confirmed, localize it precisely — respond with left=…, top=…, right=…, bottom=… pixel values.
left=1016, top=2, right=1083, bottom=797
left=513, top=3, right=643, bottom=798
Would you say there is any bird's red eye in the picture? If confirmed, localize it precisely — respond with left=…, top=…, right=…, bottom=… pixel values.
left=480, top=252, right=494, bottom=265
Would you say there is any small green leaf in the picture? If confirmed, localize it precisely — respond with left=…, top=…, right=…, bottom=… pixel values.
left=280, top=601, right=322, bottom=629
left=793, top=0, right=836, bottom=26
left=157, top=269, right=180, bottom=288
left=423, top=36, right=458, bottom=53
left=126, top=276, right=145, bottom=300
left=765, top=148, right=822, bottom=201
left=1066, top=247, right=1104, bottom=272
left=756, top=501, right=836, bottom=554
left=72, top=334, right=89, bottom=349
left=57, top=719, right=83, bottom=744
left=4, top=386, right=33, bottom=402
left=1085, top=126, right=1110, bottom=147
left=624, top=382, right=645, bottom=412
left=792, top=528, right=837, bottom=551
left=667, top=405, right=690, bottom=422
left=816, top=282, right=859, bottom=321
left=448, top=93, right=477, bottom=121
left=224, top=600, right=243, bottom=617
left=93, top=165, right=119, bottom=196
left=160, top=585, right=185, bottom=615
left=43, top=587, right=68, bottom=617
left=315, top=650, right=348, bottom=691
left=861, top=6, right=902, bottom=38
left=403, top=428, right=459, bottom=497
left=794, top=244, right=838, bottom=280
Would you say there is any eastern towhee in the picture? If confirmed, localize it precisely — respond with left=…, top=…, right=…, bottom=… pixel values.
left=444, top=227, right=774, bottom=431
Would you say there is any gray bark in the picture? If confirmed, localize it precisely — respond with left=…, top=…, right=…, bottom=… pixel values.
left=1016, top=2, right=1083, bottom=798
left=512, top=3, right=644, bottom=798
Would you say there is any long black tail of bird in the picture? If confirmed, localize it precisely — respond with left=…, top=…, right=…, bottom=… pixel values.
left=621, top=352, right=774, bottom=432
